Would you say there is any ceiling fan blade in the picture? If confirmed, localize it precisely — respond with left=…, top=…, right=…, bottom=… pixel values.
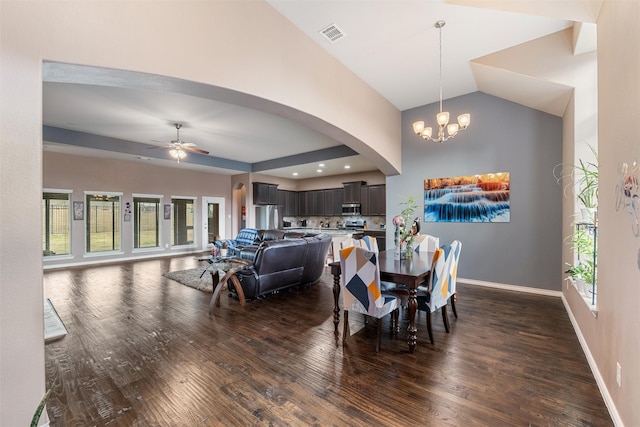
left=148, top=145, right=174, bottom=149
left=182, top=142, right=197, bottom=147
left=184, top=146, right=209, bottom=155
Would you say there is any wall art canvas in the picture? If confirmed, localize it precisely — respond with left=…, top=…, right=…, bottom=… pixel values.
left=424, top=172, right=510, bottom=222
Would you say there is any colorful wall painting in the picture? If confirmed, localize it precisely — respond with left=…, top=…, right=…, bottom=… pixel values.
left=424, top=172, right=510, bottom=222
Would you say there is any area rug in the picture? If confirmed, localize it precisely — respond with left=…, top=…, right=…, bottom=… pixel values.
left=163, top=268, right=214, bottom=293
left=44, top=298, right=68, bottom=343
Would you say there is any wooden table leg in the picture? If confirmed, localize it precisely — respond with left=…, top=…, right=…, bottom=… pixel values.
left=407, top=287, right=417, bottom=353
left=209, top=270, right=246, bottom=315
left=331, top=269, right=341, bottom=331
left=209, top=271, right=223, bottom=314
left=227, top=274, right=246, bottom=306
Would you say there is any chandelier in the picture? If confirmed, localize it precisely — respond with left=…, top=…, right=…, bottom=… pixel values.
left=412, top=20, right=470, bottom=143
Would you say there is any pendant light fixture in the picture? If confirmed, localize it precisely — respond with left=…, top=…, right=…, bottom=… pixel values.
left=412, top=20, right=470, bottom=143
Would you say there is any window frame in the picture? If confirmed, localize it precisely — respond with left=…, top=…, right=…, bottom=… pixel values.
left=171, top=196, right=197, bottom=248
left=132, top=194, right=163, bottom=252
left=42, top=189, right=72, bottom=258
left=85, top=191, right=123, bottom=255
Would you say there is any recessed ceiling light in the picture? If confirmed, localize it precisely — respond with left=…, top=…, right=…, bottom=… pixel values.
left=344, top=165, right=351, bottom=169
left=317, top=169, right=323, bottom=173
left=292, top=172, right=298, bottom=176
left=318, top=163, right=325, bottom=167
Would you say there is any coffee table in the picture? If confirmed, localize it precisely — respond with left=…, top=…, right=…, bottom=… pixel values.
left=197, top=256, right=252, bottom=314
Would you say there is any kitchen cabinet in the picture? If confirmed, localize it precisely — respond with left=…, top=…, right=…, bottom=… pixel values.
left=343, top=181, right=365, bottom=203
left=299, top=191, right=321, bottom=216
left=360, top=186, right=369, bottom=215
left=253, top=182, right=278, bottom=205
left=312, top=190, right=325, bottom=216
left=324, top=188, right=343, bottom=216
left=367, top=185, right=386, bottom=215
left=277, top=190, right=298, bottom=216
left=359, top=185, right=386, bottom=216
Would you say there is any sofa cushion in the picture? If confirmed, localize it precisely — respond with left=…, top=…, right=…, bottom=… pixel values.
left=257, top=229, right=286, bottom=242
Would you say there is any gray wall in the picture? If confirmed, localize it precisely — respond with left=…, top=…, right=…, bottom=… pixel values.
left=388, top=92, right=563, bottom=290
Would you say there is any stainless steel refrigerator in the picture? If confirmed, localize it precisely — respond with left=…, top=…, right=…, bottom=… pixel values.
left=255, top=205, right=281, bottom=230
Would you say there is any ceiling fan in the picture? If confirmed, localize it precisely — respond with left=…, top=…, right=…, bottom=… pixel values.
left=151, top=123, right=209, bottom=162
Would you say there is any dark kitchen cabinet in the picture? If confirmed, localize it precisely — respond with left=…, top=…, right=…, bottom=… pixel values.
left=343, top=181, right=365, bottom=203
left=277, top=190, right=299, bottom=216
left=333, top=189, right=344, bottom=216
left=286, top=191, right=298, bottom=216
left=367, top=185, right=386, bottom=215
left=298, top=191, right=316, bottom=216
left=360, top=186, right=369, bottom=215
left=324, top=188, right=343, bottom=216
left=253, top=182, right=278, bottom=205
left=312, top=190, right=325, bottom=216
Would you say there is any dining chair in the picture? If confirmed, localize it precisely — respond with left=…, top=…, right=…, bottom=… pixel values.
left=444, top=240, right=462, bottom=320
left=360, top=235, right=379, bottom=253
left=339, top=246, right=400, bottom=352
left=415, top=245, right=452, bottom=344
left=339, top=237, right=364, bottom=250
left=415, top=234, right=440, bottom=252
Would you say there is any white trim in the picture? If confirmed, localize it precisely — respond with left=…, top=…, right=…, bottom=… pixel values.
left=458, top=277, right=562, bottom=298
left=561, top=295, right=624, bottom=427
left=131, top=194, right=163, bottom=250
left=43, top=248, right=204, bottom=270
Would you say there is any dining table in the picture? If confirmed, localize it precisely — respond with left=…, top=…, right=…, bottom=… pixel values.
left=329, top=249, right=434, bottom=353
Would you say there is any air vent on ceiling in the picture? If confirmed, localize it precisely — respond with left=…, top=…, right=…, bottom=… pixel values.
left=320, top=23, right=345, bottom=43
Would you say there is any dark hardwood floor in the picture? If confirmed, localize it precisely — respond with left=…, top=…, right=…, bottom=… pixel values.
left=43, top=255, right=612, bottom=426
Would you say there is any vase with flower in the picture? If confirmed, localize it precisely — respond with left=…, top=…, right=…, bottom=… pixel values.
left=392, top=196, right=421, bottom=260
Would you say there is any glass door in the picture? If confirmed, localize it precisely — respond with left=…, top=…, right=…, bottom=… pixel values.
left=202, top=197, right=225, bottom=250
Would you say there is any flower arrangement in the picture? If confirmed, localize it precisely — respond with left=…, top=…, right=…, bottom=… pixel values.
left=392, top=196, right=421, bottom=259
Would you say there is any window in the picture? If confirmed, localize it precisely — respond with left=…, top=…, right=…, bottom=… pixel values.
left=133, top=196, right=161, bottom=249
left=86, top=193, right=121, bottom=253
left=43, top=191, right=71, bottom=256
left=171, top=198, right=195, bottom=246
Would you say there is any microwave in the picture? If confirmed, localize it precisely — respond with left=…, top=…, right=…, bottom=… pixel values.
left=341, top=203, right=361, bottom=216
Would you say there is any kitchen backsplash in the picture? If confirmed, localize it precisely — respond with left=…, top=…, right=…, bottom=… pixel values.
left=282, top=215, right=386, bottom=230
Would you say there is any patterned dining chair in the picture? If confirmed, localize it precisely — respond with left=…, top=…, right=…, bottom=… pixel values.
left=415, top=245, right=452, bottom=345
left=361, top=235, right=379, bottom=253
left=415, top=234, right=440, bottom=252
left=444, top=240, right=462, bottom=321
left=339, top=237, right=364, bottom=250
left=339, top=246, right=400, bottom=352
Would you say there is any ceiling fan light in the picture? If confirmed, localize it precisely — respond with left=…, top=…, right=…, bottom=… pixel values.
left=178, top=150, right=187, bottom=159
left=413, top=121, right=425, bottom=135
left=437, top=111, right=450, bottom=127
left=169, top=149, right=179, bottom=158
left=458, top=113, right=470, bottom=129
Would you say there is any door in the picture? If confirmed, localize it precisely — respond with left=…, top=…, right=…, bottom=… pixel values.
left=202, top=197, right=225, bottom=250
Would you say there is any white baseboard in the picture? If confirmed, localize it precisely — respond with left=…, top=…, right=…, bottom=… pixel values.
left=458, top=277, right=562, bottom=298
left=459, top=277, right=622, bottom=426
left=43, top=249, right=204, bottom=271
left=561, top=294, right=624, bottom=427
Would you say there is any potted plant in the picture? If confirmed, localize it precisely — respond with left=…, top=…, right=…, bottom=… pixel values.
left=392, top=196, right=421, bottom=260
left=565, top=227, right=596, bottom=296
left=554, top=145, right=598, bottom=222
left=219, top=241, right=229, bottom=258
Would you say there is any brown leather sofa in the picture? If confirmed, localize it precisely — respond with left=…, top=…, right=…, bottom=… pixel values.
left=233, top=231, right=331, bottom=300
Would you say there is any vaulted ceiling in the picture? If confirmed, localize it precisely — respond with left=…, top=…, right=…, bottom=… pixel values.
left=43, top=0, right=601, bottom=179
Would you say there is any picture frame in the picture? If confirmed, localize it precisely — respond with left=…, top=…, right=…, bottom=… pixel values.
left=73, top=201, right=84, bottom=221
left=164, top=204, right=171, bottom=220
